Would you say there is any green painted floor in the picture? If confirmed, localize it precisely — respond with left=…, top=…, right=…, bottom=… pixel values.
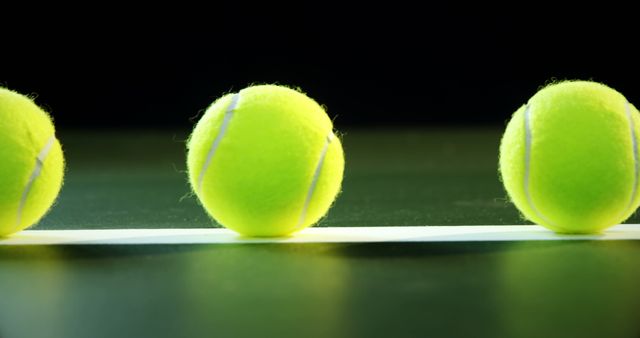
left=2, top=128, right=640, bottom=338
left=41, top=128, right=524, bottom=230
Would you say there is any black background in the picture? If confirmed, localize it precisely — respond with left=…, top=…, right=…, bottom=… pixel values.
left=1, top=6, right=638, bottom=129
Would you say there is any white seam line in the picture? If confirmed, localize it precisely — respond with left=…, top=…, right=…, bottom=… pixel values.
left=523, top=104, right=553, bottom=226
left=296, top=133, right=334, bottom=229
left=15, top=135, right=56, bottom=229
left=623, top=101, right=639, bottom=214
left=197, top=93, right=239, bottom=193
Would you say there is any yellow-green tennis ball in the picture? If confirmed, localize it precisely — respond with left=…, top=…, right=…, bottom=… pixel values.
left=0, top=88, right=65, bottom=237
left=187, top=85, right=345, bottom=237
left=500, top=80, right=640, bottom=234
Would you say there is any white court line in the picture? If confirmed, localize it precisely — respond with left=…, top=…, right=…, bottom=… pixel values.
left=1, top=225, right=640, bottom=245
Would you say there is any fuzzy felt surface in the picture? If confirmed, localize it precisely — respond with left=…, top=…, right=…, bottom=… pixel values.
left=187, top=85, right=344, bottom=236
left=500, top=81, right=640, bottom=233
left=0, top=88, right=65, bottom=236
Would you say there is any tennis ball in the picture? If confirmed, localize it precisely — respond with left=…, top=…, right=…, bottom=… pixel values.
left=500, top=80, right=640, bottom=233
left=187, top=85, right=344, bottom=237
left=0, top=88, right=65, bottom=237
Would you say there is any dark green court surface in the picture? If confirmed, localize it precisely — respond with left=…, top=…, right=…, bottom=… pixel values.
left=1, top=128, right=640, bottom=338
left=42, top=128, right=522, bottom=229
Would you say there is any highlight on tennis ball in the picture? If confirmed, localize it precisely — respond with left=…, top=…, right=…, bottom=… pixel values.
left=0, top=87, right=65, bottom=237
left=500, top=80, right=640, bottom=234
left=187, top=84, right=345, bottom=237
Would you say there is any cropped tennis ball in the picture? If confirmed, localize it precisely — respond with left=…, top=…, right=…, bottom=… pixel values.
left=187, top=85, right=344, bottom=237
left=500, top=80, right=640, bottom=233
left=0, top=88, right=65, bottom=237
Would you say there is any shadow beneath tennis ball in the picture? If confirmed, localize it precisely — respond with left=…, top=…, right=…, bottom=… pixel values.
left=0, top=244, right=208, bottom=261
left=313, top=241, right=560, bottom=259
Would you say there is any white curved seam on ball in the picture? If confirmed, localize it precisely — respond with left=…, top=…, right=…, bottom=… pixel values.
left=15, top=135, right=56, bottom=230
left=197, top=93, right=240, bottom=193
left=296, top=133, right=333, bottom=229
left=623, top=101, right=639, bottom=215
left=523, top=104, right=554, bottom=226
